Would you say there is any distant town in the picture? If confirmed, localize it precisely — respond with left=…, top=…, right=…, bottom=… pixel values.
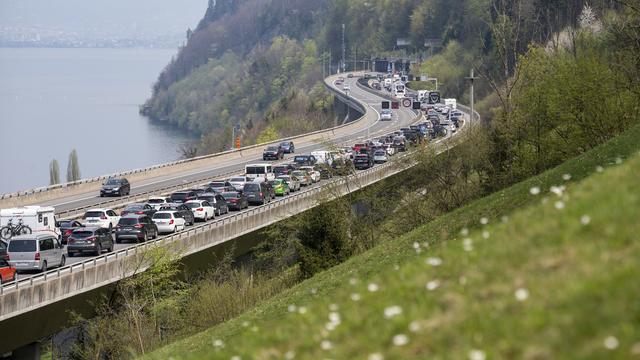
left=0, top=26, right=185, bottom=48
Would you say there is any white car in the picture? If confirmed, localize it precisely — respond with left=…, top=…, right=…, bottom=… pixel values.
left=373, top=150, right=388, bottom=163
left=152, top=211, right=186, bottom=234
left=380, top=109, right=393, bottom=121
left=448, top=122, right=457, bottom=133
left=184, top=200, right=215, bottom=221
left=81, top=208, right=120, bottom=230
left=384, top=144, right=396, bottom=156
left=147, top=196, right=171, bottom=210
left=299, top=166, right=321, bottom=183
left=343, top=84, right=351, bottom=91
left=228, top=176, right=248, bottom=192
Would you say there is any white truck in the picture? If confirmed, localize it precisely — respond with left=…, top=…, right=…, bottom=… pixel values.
left=0, top=206, right=60, bottom=240
left=444, top=98, right=457, bottom=110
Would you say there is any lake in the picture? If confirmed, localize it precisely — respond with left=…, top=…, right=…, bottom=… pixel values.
left=0, top=47, right=198, bottom=194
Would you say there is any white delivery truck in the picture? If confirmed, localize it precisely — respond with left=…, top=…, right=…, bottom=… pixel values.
left=0, top=206, right=60, bottom=240
left=444, top=98, right=457, bottom=110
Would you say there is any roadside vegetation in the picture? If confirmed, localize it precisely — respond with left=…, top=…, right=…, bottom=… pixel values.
left=147, top=128, right=640, bottom=359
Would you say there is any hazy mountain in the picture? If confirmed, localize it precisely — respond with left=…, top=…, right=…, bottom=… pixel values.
left=0, top=0, right=207, bottom=45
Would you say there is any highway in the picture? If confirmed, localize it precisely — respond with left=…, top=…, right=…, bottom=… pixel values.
left=14, top=73, right=422, bottom=274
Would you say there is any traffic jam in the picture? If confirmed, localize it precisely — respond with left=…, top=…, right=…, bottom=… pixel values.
left=0, top=73, right=464, bottom=282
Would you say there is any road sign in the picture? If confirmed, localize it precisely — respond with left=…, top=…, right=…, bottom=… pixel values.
left=412, top=101, right=421, bottom=110
left=402, top=98, right=412, bottom=108
left=381, top=101, right=390, bottom=109
left=428, top=91, right=441, bottom=104
left=391, top=101, right=399, bottom=109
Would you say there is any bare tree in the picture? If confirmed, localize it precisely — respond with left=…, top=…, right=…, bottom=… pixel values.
left=66, top=149, right=81, bottom=182
left=49, top=159, right=60, bottom=185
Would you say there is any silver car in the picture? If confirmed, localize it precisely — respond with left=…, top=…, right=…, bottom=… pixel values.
left=7, top=233, right=66, bottom=272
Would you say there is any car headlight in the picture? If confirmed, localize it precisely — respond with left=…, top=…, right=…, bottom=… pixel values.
left=113, top=187, right=120, bottom=191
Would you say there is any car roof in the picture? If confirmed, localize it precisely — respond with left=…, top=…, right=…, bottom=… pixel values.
left=121, top=214, right=145, bottom=218
left=86, top=208, right=110, bottom=212
left=74, top=226, right=101, bottom=232
left=10, top=233, right=56, bottom=241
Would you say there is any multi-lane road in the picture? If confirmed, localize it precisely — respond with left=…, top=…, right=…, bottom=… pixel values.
left=15, top=73, right=422, bottom=271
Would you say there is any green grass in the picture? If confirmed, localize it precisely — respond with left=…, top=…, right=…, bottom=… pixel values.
left=146, top=124, right=640, bottom=359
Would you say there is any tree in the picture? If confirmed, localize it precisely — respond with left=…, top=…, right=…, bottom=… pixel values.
left=49, top=159, right=60, bottom=185
left=66, top=149, right=81, bottom=182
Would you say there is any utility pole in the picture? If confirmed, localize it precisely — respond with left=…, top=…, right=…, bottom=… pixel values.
left=465, top=69, right=478, bottom=122
left=341, top=23, right=346, bottom=73
left=322, top=50, right=325, bottom=80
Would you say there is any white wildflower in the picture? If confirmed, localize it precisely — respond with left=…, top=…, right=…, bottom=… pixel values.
left=349, top=277, right=358, bottom=285
left=468, top=349, right=486, bottom=360
left=213, top=339, right=224, bottom=348
left=482, top=231, right=490, bottom=239
left=604, top=336, right=619, bottom=350
left=230, top=356, right=241, bottom=360
left=392, top=334, right=409, bottom=346
left=460, top=228, right=469, bottom=236
left=320, top=340, right=333, bottom=350
left=328, top=312, right=341, bottom=324
left=350, top=293, right=361, bottom=301
left=413, top=242, right=420, bottom=249
left=409, top=321, right=421, bottom=332
left=368, top=283, right=379, bottom=292
left=425, top=257, right=442, bottom=266
left=463, top=238, right=474, bottom=252
left=329, top=303, right=339, bottom=311
left=580, top=215, right=591, bottom=225
left=515, top=288, right=529, bottom=301
left=368, top=353, right=384, bottom=360
left=596, top=165, right=604, bottom=173
left=426, top=280, right=441, bottom=291
left=615, top=157, right=623, bottom=165
left=285, top=351, right=296, bottom=359
left=480, top=217, right=489, bottom=225
left=310, top=288, right=318, bottom=294
left=383, top=305, right=403, bottom=319
left=562, top=173, right=572, bottom=181
left=554, top=201, right=565, bottom=210
left=287, top=305, right=297, bottom=313
left=530, top=186, right=541, bottom=195
left=298, top=306, right=307, bottom=314
left=501, top=215, right=509, bottom=223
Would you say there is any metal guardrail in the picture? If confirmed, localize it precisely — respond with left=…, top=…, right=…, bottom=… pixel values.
left=0, top=76, right=365, bottom=202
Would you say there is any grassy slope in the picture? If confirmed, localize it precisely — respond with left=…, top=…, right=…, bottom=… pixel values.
left=147, top=124, right=640, bottom=359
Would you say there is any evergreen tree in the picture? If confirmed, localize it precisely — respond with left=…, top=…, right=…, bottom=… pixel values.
left=66, top=149, right=81, bottom=182
left=49, top=159, right=60, bottom=185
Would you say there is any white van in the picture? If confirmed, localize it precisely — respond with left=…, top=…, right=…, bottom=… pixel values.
left=394, top=82, right=406, bottom=98
left=0, top=206, right=60, bottom=240
left=444, top=98, right=457, bottom=110
left=245, top=163, right=275, bottom=182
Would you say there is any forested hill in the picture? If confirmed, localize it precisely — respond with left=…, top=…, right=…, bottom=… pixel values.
left=142, top=0, right=617, bottom=155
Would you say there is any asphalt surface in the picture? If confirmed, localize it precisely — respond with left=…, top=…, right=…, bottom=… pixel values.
left=15, top=73, right=421, bottom=275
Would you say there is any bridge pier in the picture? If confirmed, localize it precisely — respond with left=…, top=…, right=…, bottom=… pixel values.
left=9, top=342, right=40, bottom=360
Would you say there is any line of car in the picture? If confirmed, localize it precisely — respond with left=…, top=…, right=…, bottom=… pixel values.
left=0, top=81, right=454, bottom=281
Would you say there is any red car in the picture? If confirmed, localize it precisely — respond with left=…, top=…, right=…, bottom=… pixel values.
left=0, top=258, right=16, bottom=284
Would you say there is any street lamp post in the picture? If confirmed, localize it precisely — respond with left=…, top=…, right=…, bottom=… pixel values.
left=465, top=69, right=478, bottom=122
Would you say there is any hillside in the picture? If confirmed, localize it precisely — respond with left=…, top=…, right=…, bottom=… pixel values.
left=145, top=123, right=640, bottom=358
left=142, top=0, right=603, bottom=154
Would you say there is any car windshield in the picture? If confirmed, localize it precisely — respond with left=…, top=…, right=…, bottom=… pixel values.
left=375, top=150, right=385, bottom=155
left=294, top=156, right=308, bottom=162
left=246, top=166, right=265, bottom=174
left=171, top=193, right=188, bottom=199
left=185, top=203, right=201, bottom=208
left=153, top=213, right=172, bottom=219
left=278, top=176, right=291, bottom=181
left=209, top=182, right=225, bottom=187
left=147, top=198, right=165, bottom=204
left=382, top=110, right=391, bottom=114
left=118, top=218, right=140, bottom=225
left=84, top=211, right=104, bottom=218
left=105, top=179, right=120, bottom=185
left=230, top=177, right=245, bottom=182
left=58, top=220, right=73, bottom=227
left=244, top=184, right=260, bottom=191
left=266, top=146, right=278, bottom=151
left=222, top=192, right=239, bottom=199
left=280, top=142, right=290, bottom=147
left=125, top=204, right=144, bottom=211
left=8, top=240, right=36, bottom=252
left=72, top=231, right=94, bottom=238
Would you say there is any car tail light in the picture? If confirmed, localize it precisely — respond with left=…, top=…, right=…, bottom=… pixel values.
left=169, top=219, right=174, bottom=225
left=259, top=192, right=263, bottom=197
left=135, top=211, right=144, bottom=214
left=35, top=252, right=40, bottom=261
left=100, top=214, right=107, bottom=220
left=68, top=238, right=75, bottom=244
left=229, top=199, right=237, bottom=203
left=86, top=236, right=96, bottom=243
left=134, top=224, right=144, bottom=229
left=196, top=208, right=204, bottom=211
left=4, top=254, right=9, bottom=261
left=65, top=229, right=73, bottom=236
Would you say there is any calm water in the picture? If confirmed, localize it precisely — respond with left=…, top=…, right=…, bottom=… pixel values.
left=0, top=47, right=198, bottom=194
